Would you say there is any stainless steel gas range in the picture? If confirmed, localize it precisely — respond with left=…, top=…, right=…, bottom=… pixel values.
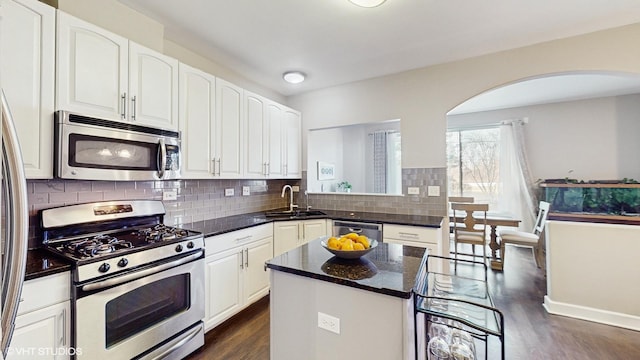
left=40, top=200, right=205, bottom=360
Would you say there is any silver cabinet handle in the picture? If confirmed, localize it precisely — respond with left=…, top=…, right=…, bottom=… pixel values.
left=217, top=158, right=221, bottom=175
left=399, top=232, right=420, bottom=239
left=245, top=248, right=249, bottom=268
left=131, top=95, right=137, bottom=120
left=235, top=235, right=252, bottom=243
left=240, top=250, right=244, bottom=269
left=212, top=159, right=216, bottom=175
left=121, top=92, right=127, bottom=119
left=266, top=162, right=270, bottom=176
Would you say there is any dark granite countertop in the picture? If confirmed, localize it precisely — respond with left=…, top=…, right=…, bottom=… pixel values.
left=182, top=209, right=443, bottom=238
left=24, top=209, right=440, bottom=281
left=25, top=248, right=72, bottom=281
left=265, top=237, right=426, bottom=299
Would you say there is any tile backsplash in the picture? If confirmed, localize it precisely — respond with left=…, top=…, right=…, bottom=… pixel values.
left=27, top=178, right=300, bottom=247
left=300, top=167, right=447, bottom=217
left=27, top=167, right=446, bottom=248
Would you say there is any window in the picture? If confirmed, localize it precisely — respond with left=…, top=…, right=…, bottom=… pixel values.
left=447, top=127, right=501, bottom=210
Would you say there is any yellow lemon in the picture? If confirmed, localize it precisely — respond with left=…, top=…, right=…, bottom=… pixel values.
left=353, top=243, right=365, bottom=251
left=346, top=232, right=359, bottom=240
left=327, top=237, right=340, bottom=250
left=340, top=239, right=354, bottom=251
left=355, top=235, right=370, bottom=249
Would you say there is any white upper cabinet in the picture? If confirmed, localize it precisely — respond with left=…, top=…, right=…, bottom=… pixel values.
left=266, top=100, right=285, bottom=178
left=215, top=79, right=244, bottom=178
left=128, top=42, right=179, bottom=129
left=56, top=11, right=128, bottom=121
left=283, top=107, right=302, bottom=178
left=1, top=0, right=55, bottom=179
left=244, top=91, right=268, bottom=178
left=179, top=63, right=216, bottom=178
left=56, top=11, right=178, bottom=130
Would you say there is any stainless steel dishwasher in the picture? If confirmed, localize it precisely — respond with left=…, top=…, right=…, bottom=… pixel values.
left=333, top=220, right=382, bottom=241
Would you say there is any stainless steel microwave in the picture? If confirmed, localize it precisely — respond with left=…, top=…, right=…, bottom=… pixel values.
left=55, top=111, right=181, bottom=181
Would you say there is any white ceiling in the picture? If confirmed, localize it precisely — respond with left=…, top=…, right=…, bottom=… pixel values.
left=119, top=0, right=640, bottom=98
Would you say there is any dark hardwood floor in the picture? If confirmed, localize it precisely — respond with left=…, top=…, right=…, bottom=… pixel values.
left=187, top=246, right=640, bottom=359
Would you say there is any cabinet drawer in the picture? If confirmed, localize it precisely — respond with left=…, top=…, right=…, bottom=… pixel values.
left=383, top=224, right=438, bottom=245
left=384, top=238, right=438, bottom=254
left=205, top=223, right=273, bottom=256
left=19, top=272, right=70, bottom=315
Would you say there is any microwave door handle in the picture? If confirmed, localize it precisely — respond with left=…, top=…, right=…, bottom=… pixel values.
left=158, top=138, right=166, bottom=179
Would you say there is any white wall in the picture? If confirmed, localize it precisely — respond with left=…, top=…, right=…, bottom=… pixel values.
left=288, top=23, right=640, bottom=172
left=447, top=94, right=640, bottom=181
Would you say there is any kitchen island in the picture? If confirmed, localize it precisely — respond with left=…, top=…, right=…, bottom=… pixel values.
left=266, top=237, right=426, bottom=360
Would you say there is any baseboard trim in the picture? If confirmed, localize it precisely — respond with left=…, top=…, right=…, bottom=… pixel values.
left=543, top=295, right=640, bottom=331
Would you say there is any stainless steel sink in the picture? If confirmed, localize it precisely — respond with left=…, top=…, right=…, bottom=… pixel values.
left=264, top=210, right=326, bottom=218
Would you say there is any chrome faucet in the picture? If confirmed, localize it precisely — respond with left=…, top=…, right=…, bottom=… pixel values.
left=281, top=185, right=298, bottom=213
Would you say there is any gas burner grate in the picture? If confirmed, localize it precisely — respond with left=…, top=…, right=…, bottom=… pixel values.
left=136, top=224, right=189, bottom=243
left=63, top=236, right=134, bottom=258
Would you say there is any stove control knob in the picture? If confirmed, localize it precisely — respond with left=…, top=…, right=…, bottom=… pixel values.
left=175, top=244, right=183, bottom=253
left=187, top=241, right=195, bottom=249
left=117, top=258, right=128, bottom=268
left=98, top=263, right=110, bottom=273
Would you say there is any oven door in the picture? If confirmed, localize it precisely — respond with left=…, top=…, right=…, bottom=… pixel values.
left=74, top=252, right=204, bottom=360
left=55, top=111, right=181, bottom=181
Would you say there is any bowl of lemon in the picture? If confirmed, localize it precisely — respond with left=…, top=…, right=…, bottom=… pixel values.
left=320, top=233, right=378, bottom=259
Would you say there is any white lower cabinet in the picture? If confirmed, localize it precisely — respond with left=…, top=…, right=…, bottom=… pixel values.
left=273, top=219, right=328, bottom=257
left=204, top=223, right=273, bottom=331
left=9, top=272, right=71, bottom=360
left=383, top=224, right=443, bottom=255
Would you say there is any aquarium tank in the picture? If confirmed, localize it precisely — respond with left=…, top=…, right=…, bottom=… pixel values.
left=542, top=182, right=640, bottom=216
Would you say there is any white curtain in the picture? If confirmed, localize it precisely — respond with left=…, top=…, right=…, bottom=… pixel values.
left=499, top=121, right=537, bottom=231
left=373, top=131, right=387, bottom=193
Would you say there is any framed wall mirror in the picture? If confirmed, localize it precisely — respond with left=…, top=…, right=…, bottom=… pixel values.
left=307, top=119, right=402, bottom=195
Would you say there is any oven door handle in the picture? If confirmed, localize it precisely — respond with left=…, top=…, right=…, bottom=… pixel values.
left=82, top=250, right=203, bottom=292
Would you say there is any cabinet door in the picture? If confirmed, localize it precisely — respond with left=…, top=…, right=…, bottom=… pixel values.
left=9, top=301, right=70, bottom=360
left=179, top=63, right=215, bottom=178
left=273, top=221, right=300, bottom=256
left=0, top=0, right=55, bottom=179
left=56, top=11, right=128, bottom=121
left=244, top=238, right=273, bottom=305
left=302, top=220, right=328, bottom=244
left=283, top=107, right=302, bottom=178
left=204, top=248, right=243, bottom=330
left=266, top=101, right=284, bottom=178
left=214, top=79, right=244, bottom=178
left=128, top=42, right=179, bottom=130
left=244, top=91, right=267, bottom=178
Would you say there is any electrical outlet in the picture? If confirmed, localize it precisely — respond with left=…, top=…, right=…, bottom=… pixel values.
left=242, top=186, right=250, bottom=196
left=162, top=189, right=177, bottom=201
left=225, top=188, right=234, bottom=197
left=292, top=185, right=300, bottom=192
left=318, top=312, right=340, bottom=334
left=428, top=186, right=440, bottom=197
left=407, top=187, right=420, bottom=195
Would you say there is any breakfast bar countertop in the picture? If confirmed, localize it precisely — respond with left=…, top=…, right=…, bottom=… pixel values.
left=265, top=237, right=426, bottom=299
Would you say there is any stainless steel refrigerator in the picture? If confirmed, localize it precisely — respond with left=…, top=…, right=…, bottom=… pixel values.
left=0, top=88, right=29, bottom=359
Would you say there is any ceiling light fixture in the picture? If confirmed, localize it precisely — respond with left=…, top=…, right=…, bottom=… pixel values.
left=348, top=0, right=387, bottom=8
left=283, top=71, right=306, bottom=84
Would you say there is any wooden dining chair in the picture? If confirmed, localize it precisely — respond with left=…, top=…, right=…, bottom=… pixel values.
left=451, top=202, right=489, bottom=266
left=498, top=201, right=550, bottom=268
left=448, top=197, right=475, bottom=234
